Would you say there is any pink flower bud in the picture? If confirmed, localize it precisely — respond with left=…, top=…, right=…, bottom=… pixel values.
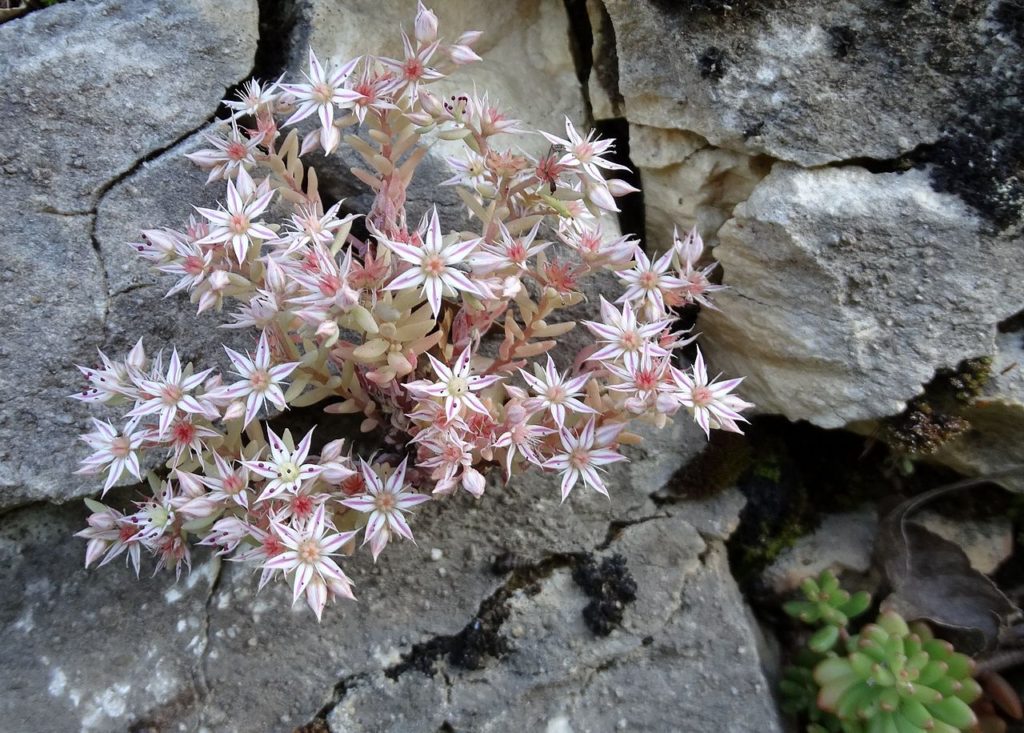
left=448, top=44, right=482, bottom=65
left=607, top=178, right=640, bottom=197
left=415, top=2, right=438, bottom=44
left=455, top=30, right=482, bottom=46
left=418, top=89, right=444, bottom=116
left=316, top=320, right=340, bottom=348
left=223, top=400, right=246, bottom=422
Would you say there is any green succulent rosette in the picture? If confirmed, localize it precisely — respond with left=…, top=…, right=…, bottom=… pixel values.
left=813, top=612, right=981, bottom=733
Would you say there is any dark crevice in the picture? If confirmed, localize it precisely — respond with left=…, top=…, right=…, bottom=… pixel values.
left=597, top=513, right=667, bottom=549
left=293, top=509, right=659, bottom=729
left=998, top=309, right=1024, bottom=334
left=294, top=673, right=370, bottom=733
left=562, top=0, right=595, bottom=123
left=216, top=0, right=303, bottom=120
left=195, top=557, right=225, bottom=716
left=384, top=551, right=580, bottom=680
left=821, top=140, right=936, bottom=175
left=593, top=117, right=646, bottom=247
left=0, top=0, right=66, bottom=26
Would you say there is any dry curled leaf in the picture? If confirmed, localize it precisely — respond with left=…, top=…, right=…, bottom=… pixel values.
left=876, top=478, right=1019, bottom=655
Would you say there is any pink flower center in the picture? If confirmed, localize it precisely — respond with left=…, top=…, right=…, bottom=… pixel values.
left=263, top=536, right=284, bottom=557
left=172, top=420, right=196, bottom=445
left=229, top=213, right=250, bottom=235
left=692, top=386, right=713, bottom=406
left=546, top=385, right=567, bottom=404
left=291, top=495, right=314, bottom=519
left=161, top=384, right=183, bottom=405
left=184, top=255, right=205, bottom=276
left=374, top=493, right=397, bottom=512
left=223, top=474, right=244, bottom=495
left=110, top=436, right=132, bottom=458
left=313, top=82, right=334, bottom=105
left=423, top=255, right=446, bottom=276
left=403, top=58, right=424, bottom=81
left=298, top=538, right=321, bottom=564
left=635, top=370, right=659, bottom=391
left=619, top=331, right=641, bottom=350
left=569, top=447, right=590, bottom=469
left=226, top=142, right=249, bottom=161
left=638, top=271, right=659, bottom=290
left=250, top=369, right=271, bottom=391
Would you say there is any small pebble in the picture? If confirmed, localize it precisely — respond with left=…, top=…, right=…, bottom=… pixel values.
left=429, top=548, right=443, bottom=561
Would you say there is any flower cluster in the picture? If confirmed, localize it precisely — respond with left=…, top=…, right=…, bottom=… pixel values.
left=73, top=3, right=751, bottom=619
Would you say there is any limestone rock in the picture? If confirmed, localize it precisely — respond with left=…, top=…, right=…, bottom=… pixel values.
left=0, top=0, right=258, bottom=509
left=0, top=0, right=258, bottom=214
left=934, top=330, right=1024, bottom=493
left=327, top=516, right=781, bottom=733
left=0, top=502, right=218, bottom=732
left=600, top=0, right=1021, bottom=167
left=0, top=424, right=744, bottom=732
left=302, top=0, right=586, bottom=154
left=700, top=164, right=1024, bottom=428
left=763, top=509, right=877, bottom=594
left=915, top=510, right=1015, bottom=576
left=629, top=123, right=769, bottom=251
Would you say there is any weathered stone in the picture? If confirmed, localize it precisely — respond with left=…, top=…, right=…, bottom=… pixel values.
left=0, top=0, right=258, bottom=213
left=0, top=399, right=751, bottom=733
left=934, top=330, right=1024, bottom=493
left=0, top=501, right=217, bottom=732
left=629, top=123, right=769, bottom=251
left=763, top=508, right=877, bottom=594
left=302, top=0, right=586, bottom=153
left=95, top=131, right=255, bottom=368
left=601, top=0, right=1021, bottom=167
left=700, top=164, right=1024, bottom=428
left=0, top=208, right=106, bottom=508
left=0, top=0, right=258, bottom=509
left=327, top=516, right=781, bottom=733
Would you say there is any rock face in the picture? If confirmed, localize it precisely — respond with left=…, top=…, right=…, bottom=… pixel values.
left=327, top=518, right=780, bottom=733
left=594, top=0, right=1024, bottom=443
left=934, top=330, right=1024, bottom=493
left=0, top=421, right=774, bottom=732
left=699, top=164, right=1024, bottom=428
left=302, top=0, right=586, bottom=149
left=600, top=0, right=1021, bottom=167
left=0, top=0, right=258, bottom=509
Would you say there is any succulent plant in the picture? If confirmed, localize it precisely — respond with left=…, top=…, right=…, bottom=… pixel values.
left=784, top=570, right=872, bottom=653
left=814, top=611, right=981, bottom=733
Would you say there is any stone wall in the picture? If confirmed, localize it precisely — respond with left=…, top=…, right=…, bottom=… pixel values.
left=0, top=0, right=1021, bottom=730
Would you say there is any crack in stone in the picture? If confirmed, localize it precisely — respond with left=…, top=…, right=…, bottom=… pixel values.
left=297, top=514, right=664, bottom=730
left=194, top=556, right=225, bottom=725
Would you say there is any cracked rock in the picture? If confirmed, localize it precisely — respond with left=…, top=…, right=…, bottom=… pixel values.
left=0, top=0, right=258, bottom=509
left=327, top=515, right=780, bottom=733
left=700, top=164, right=1024, bottom=428
left=628, top=123, right=770, bottom=251
left=0, top=501, right=220, bottom=732
left=600, top=0, right=1021, bottom=167
left=933, top=330, right=1024, bottom=493
left=0, top=0, right=258, bottom=213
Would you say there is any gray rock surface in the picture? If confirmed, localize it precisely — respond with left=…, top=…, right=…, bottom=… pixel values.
left=700, top=164, right=1024, bottom=428
left=934, top=330, right=1024, bottom=493
left=600, top=0, right=1020, bottom=167
left=302, top=0, right=586, bottom=151
left=0, top=0, right=258, bottom=509
left=0, top=423, right=763, bottom=732
left=763, top=508, right=878, bottom=594
left=327, top=516, right=780, bottom=733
